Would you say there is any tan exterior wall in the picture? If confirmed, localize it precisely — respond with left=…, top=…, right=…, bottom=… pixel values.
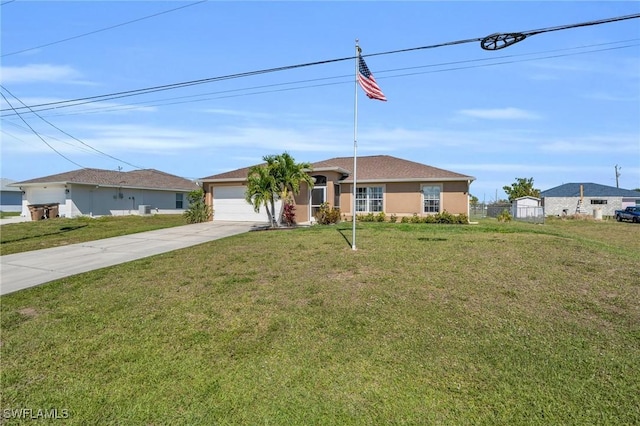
left=293, top=184, right=310, bottom=223
left=339, top=180, right=470, bottom=219
left=442, top=181, right=469, bottom=215
left=385, top=182, right=422, bottom=215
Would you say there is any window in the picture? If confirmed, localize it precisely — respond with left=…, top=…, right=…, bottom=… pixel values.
left=590, top=199, right=607, bottom=205
left=176, top=193, right=184, bottom=209
left=422, top=185, right=441, bottom=213
left=356, top=186, right=383, bottom=213
left=334, top=184, right=341, bottom=208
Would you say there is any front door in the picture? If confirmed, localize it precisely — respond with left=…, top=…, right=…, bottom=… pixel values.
left=311, top=187, right=325, bottom=221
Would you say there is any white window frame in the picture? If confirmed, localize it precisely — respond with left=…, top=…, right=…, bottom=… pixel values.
left=422, top=184, right=442, bottom=214
left=355, top=186, right=384, bottom=213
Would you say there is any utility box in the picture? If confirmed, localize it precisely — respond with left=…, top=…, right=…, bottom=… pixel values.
left=139, top=205, right=151, bottom=215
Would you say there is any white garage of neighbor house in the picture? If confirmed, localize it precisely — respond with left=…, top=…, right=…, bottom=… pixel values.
left=1, top=178, right=23, bottom=212
left=11, top=168, right=199, bottom=220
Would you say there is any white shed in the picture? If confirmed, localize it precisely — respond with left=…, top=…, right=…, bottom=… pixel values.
left=511, top=196, right=543, bottom=220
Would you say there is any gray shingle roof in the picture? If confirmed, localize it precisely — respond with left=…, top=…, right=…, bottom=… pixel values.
left=1, top=178, right=21, bottom=192
left=541, top=183, right=640, bottom=198
left=200, top=155, right=474, bottom=182
left=13, top=169, right=199, bottom=191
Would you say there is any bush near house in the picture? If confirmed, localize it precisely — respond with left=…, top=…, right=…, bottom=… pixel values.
left=314, top=202, right=341, bottom=225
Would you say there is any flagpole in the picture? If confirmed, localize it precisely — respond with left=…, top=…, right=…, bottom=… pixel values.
left=352, top=40, right=359, bottom=251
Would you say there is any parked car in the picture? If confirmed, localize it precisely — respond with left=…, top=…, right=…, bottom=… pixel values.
left=615, top=206, right=640, bottom=223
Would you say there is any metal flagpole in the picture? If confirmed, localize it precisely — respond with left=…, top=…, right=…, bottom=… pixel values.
left=352, top=40, right=359, bottom=251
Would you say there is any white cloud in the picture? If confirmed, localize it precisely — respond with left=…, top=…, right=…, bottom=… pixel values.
left=457, top=107, right=541, bottom=120
left=540, top=134, right=640, bottom=153
left=0, top=64, right=92, bottom=85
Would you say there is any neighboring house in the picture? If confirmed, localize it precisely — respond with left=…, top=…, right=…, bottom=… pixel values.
left=0, top=178, right=23, bottom=212
left=541, top=183, right=640, bottom=217
left=199, top=155, right=475, bottom=223
left=11, top=168, right=199, bottom=220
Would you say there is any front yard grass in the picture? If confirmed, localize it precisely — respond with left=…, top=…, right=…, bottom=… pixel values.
left=1, top=219, right=639, bottom=424
left=0, top=214, right=188, bottom=255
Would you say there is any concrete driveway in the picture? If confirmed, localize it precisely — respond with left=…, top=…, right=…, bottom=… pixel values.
left=0, top=221, right=264, bottom=296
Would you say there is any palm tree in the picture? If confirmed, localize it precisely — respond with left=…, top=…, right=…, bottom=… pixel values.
left=266, top=152, right=314, bottom=225
left=245, top=164, right=277, bottom=227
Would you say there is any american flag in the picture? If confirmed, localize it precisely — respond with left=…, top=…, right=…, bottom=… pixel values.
left=357, top=54, right=387, bottom=102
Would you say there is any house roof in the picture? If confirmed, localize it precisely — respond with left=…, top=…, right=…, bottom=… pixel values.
left=200, top=155, right=475, bottom=183
left=1, top=178, right=21, bottom=192
left=312, top=155, right=474, bottom=183
left=541, top=183, right=640, bottom=198
left=12, top=168, right=199, bottom=191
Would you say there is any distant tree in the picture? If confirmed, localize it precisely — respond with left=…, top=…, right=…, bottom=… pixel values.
left=503, top=177, right=540, bottom=202
left=469, top=194, right=479, bottom=207
left=183, top=189, right=212, bottom=223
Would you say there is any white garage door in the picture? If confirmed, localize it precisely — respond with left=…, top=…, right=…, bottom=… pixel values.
left=213, top=186, right=279, bottom=222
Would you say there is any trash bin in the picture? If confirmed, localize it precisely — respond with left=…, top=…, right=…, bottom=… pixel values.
left=28, top=205, right=45, bottom=221
left=47, top=203, right=60, bottom=218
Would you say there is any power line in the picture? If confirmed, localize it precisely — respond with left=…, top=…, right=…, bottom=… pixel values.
left=1, top=85, right=146, bottom=169
left=3, top=12, right=638, bottom=114
left=0, top=91, right=86, bottom=169
left=1, top=1, right=208, bottom=58
left=4, top=39, right=637, bottom=118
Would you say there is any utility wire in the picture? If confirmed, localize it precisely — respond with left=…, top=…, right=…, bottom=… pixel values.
left=0, top=91, right=86, bottom=169
left=0, top=0, right=16, bottom=6
left=0, top=85, right=146, bottom=169
left=0, top=14, right=640, bottom=115
left=1, top=0, right=207, bottom=57
left=2, top=12, right=639, bottom=114
left=4, top=39, right=637, bottom=118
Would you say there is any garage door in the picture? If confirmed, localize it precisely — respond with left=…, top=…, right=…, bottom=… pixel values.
left=213, top=186, right=279, bottom=222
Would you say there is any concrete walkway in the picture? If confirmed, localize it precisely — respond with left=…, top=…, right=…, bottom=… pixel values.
left=0, top=221, right=265, bottom=296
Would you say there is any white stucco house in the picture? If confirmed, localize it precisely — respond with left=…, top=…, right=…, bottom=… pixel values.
left=11, top=168, right=199, bottom=220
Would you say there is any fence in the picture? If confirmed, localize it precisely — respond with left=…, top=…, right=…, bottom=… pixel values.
left=512, top=205, right=545, bottom=224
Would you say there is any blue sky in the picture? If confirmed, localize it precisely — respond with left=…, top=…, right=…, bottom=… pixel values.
left=1, top=1, right=639, bottom=201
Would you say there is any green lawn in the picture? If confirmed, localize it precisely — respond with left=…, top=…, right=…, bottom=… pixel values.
left=0, top=214, right=189, bottom=255
left=1, top=219, right=639, bottom=424
left=0, top=211, right=20, bottom=219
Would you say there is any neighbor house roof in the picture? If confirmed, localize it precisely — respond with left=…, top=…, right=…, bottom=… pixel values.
left=541, top=183, right=640, bottom=198
left=1, top=178, right=21, bottom=192
left=12, top=169, right=199, bottom=191
left=200, top=155, right=475, bottom=183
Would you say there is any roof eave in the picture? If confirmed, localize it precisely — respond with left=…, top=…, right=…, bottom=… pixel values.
left=342, top=177, right=476, bottom=184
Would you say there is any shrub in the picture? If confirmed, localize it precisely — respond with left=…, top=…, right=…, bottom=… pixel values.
left=435, top=211, right=454, bottom=223
left=315, top=202, right=340, bottom=225
left=375, top=212, right=386, bottom=222
left=282, top=203, right=296, bottom=226
left=183, top=189, right=213, bottom=224
left=410, top=213, right=423, bottom=224
left=497, top=209, right=512, bottom=222
left=400, top=216, right=410, bottom=223
left=357, top=213, right=376, bottom=222
left=389, top=214, right=398, bottom=223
